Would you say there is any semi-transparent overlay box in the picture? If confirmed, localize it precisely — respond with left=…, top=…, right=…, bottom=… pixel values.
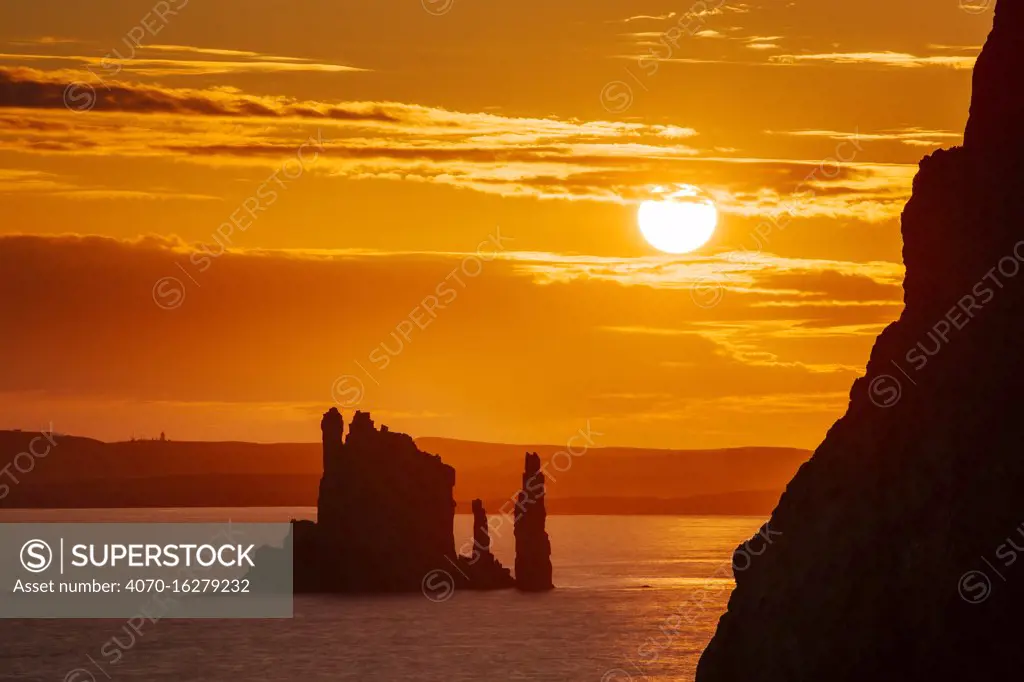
left=1, top=523, right=292, bottom=618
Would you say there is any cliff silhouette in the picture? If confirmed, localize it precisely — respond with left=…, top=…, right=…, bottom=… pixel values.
left=291, top=408, right=540, bottom=592
left=697, top=3, right=1024, bottom=680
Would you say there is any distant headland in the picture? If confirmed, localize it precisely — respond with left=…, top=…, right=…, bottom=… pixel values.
left=0, top=428, right=808, bottom=515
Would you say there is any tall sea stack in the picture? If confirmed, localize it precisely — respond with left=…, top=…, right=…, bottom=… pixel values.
left=514, top=452, right=554, bottom=591
left=294, top=408, right=457, bottom=591
left=698, top=3, right=1024, bottom=680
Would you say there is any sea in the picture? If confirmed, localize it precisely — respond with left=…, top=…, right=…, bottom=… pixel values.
left=0, top=509, right=764, bottom=682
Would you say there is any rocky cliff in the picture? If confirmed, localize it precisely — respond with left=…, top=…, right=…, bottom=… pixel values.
left=514, top=452, right=554, bottom=591
left=697, top=3, right=1024, bottom=680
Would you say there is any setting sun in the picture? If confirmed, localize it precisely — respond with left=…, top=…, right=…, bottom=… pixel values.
left=638, top=185, right=718, bottom=254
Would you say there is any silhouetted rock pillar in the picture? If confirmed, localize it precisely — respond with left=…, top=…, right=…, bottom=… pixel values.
left=455, top=498, right=515, bottom=589
left=471, top=499, right=491, bottom=559
left=513, top=452, right=554, bottom=591
left=317, top=407, right=345, bottom=530
left=320, top=407, right=344, bottom=474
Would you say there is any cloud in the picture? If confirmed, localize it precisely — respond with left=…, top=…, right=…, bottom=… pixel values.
left=605, top=324, right=861, bottom=374
left=0, top=68, right=913, bottom=221
left=0, top=67, right=391, bottom=119
left=769, top=51, right=977, bottom=69
left=617, top=13, right=678, bottom=23
left=616, top=24, right=783, bottom=61
left=140, top=44, right=314, bottom=62
left=0, top=233, right=877, bottom=446
left=744, top=36, right=783, bottom=50
left=6, top=36, right=82, bottom=47
left=510, top=249, right=904, bottom=299
left=0, top=47, right=366, bottom=76
left=767, top=128, right=963, bottom=149
left=49, top=189, right=220, bottom=201
left=634, top=392, right=850, bottom=417
left=0, top=168, right=71, bottom=194
left=927, top=44, right=983, bottom=52
left=0, top=164, right=219, bottom=201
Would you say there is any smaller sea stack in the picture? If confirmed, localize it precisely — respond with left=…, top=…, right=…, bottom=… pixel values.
left=471, top=499, right=491, bottom=559
left=513, top=452, right=554, bottom=591
left=458, top=498, right=515, bottom=589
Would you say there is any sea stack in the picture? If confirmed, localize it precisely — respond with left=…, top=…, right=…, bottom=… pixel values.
left=294, top=408, right=457, bottom=591
left=471, top=498, right=491, bottom=559
left=697, top=3, right=1024, bottom=681
left=514, top=452, right=554, bottom=591
left=460, top=498, right=515, bottom=589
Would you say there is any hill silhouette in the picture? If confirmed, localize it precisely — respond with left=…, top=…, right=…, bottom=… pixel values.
left=698, top=2, right=1024, bottom=680
left=0, top=429, right=807, bottom=513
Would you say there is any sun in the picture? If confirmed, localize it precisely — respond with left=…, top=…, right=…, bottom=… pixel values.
left=638, top=185, right=718, bottom=254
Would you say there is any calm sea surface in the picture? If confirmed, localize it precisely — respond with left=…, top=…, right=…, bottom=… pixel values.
left=0, top=509, right=764, bottom=682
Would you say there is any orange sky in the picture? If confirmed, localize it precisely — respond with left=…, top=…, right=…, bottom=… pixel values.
left=0, top=0, right=996, bottom=447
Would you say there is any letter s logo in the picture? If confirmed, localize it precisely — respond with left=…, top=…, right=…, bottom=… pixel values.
left=20, top=539, right=53, bottom=573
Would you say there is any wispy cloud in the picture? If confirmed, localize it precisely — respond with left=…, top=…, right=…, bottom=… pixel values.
left=0, top=67, right=916, bottom=221
left=7, top=36, right=82, bottom=47
left=616, top=13, right=678, bottom=23
left=0, top=67, right=389, bottom=118
left=50, top=189, right=220, bottom=201
left=0, top=166, right=218, bottom=201
left=511, top=250, right=905, bottom=296
left=767, top=128, right=962, bottom=148
left=769, top=51, right=977, bottom=69
left=140, top=44, right=311, bottom=62
left=0, top=49, right=366, bottom=76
